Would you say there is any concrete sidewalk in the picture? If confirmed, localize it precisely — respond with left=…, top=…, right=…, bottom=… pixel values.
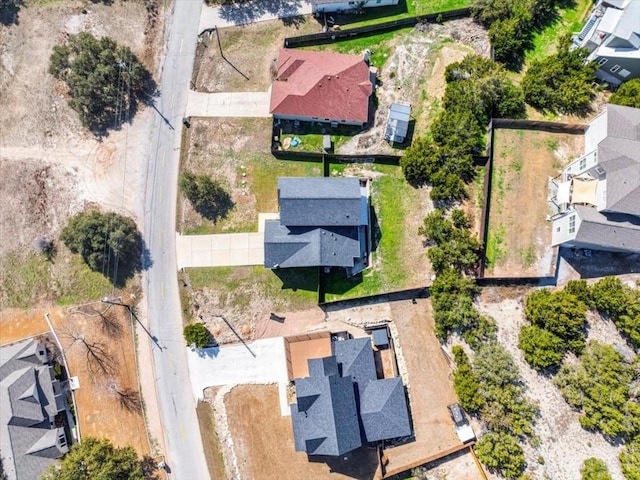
left=199, top=0, right=312, bottom=32
left=187, top=337, right=290, bottom=415
left=185, top=90, right=271, bottom=118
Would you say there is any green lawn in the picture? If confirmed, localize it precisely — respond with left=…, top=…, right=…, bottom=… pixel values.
left=0, top=251, right=115, bottom=309
left=525, top=0, right=593, bottom=64
left=333, top=0, right=471, bottom=29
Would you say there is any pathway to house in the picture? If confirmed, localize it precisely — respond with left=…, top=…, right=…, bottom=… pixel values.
left=186, top=337, right=291, bottom=415
left=185, top=90, right=271, bottom=118
left=199, top=0, right=313, bottom=32
left=176, top=213, right=277, bottom=269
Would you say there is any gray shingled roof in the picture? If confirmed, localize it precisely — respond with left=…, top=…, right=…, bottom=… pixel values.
left=291, top=339, right=412, bottom=456
left=599, top=105, right=640, bottom=216
left=291, top=356, right=361, bottom=456
left=333, top=338, right=377, bottom=397
left=575, top=205, right=640, bottom=252
left=1, top=339, right=68, bottom=480
left=360, top=377, right=411, bottom=442
left=278, top=177, right=364, bottom=227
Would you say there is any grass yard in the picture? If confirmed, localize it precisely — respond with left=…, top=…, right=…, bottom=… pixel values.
left=485, top=129, right=584, bottom=277
left=330, top=0, right=471, bottom=29
left=525, top=0, right=593, bottom=64
left=179, top=118, right=322, bottom=235
left=0, top=249, right=115, bottom=309
left=196, top=400, right=226, bottom=480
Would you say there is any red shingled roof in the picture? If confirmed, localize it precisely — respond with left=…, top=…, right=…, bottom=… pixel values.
left=270, top=49, right=373, bottom=124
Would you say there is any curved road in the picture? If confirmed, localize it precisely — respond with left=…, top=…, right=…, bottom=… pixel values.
left=142, top=0, right=209, bottom=478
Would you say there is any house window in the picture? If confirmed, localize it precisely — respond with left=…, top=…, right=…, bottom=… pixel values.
left=376, top=0, right=382, bottom=3
left=597, top=58, right=608, bottom=66
left=619, top=68, right=631, bottom=78
left=595, top=166, right=604, bottom=175
left=579, top=158, right=587, bottom=170
left=569, top=215, right=576, bottom=234
left=556, top=226, right=561, bottom=233
left=610, top=64, right=621, bottom=73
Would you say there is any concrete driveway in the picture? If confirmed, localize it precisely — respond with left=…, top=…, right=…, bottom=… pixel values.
left=176, top=232, right=264, bottom=269
left=199, top=0, right=312, bottom=31
left=185, top=90, right=271, bottom=118
left=187, top=337, right=290, bottom=415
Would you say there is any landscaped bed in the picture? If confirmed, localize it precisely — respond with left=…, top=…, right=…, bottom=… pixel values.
left=484, top=129, right=584, bottom=278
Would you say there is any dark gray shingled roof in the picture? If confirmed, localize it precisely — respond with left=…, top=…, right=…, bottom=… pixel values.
left=598, top=105, right=640, bottom=216
left=264, top=222, right=360, bottom=269
left=1, top=339, right=69, bottom=480
left=360, top=377, right=411, bottom=442
left=333, top=338, right=377, bottom=397
left=278, top=177, right=364, bottom=227
left=575, top=205, right=640, bottom=252
left=291, top=356, right=362, bottom=456
left=291, top=339, right=412, bottom=456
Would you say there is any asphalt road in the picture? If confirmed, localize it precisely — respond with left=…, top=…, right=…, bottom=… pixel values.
left=142, top=0, right=209, bottom=478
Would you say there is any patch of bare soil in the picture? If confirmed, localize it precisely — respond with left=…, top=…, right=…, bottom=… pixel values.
left=475, top=290, right=627, bottom=479
left=339, top=18, right=489, bottom=156
left=486, top=130, right=584, bottom=277
left=216, top=384, right=380, bottom=480
left=193, top=17, right=321, bottom=93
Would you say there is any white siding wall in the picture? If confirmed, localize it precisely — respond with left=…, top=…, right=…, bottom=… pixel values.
left=552, top=210, right=582, bottom=246
left=564, top=150, right=599, bottom=178
left=585, top=110, right=608, bottom=153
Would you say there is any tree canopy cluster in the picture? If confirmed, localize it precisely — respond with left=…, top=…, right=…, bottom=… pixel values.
left=554, top=341, right=640, bottom=441
left=41, top=437, right=145, bottom=480
left=453, top=343, right=538, bottom=479
left=179, top=172, right=234, bottom=223
left=49, top=32, right=152, bottom=133
left=620, top=438, right=640, bottom=480
left=400, top=55, right=524, bottom=200
left=519, top=286, right=588, bottom=370
left=590, top=276, right=640, bottom=349
left=610, top=79, right=640, bottom=109
left=419, top=209, right=481, bottom=275
left=522, top=36, right=597, bottom=115
left=472, top=0, right=573, bottom=70
left=60, top=210, right=142, bottom=287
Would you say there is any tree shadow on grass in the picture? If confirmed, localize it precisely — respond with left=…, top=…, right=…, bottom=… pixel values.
left=193, top=191, right=235, bottom=224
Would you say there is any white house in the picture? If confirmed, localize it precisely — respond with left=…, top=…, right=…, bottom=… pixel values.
left=549, top=104, right=640, bottom=253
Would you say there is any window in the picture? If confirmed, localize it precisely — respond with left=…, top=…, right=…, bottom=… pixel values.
left=556, top=226, right=561, bottom=233
left=595, top=166, right=604, bottom=175
left=597, top=58, right=608, bottom=66
left=610, top=64, right=621, bottom=73
left=569, top=215, right=576, bottom=234
left=376, top=0, right=382, bottom=3
left=619, top=68, right=631, bottom=78
left=579, top=158, right=587, bottom=170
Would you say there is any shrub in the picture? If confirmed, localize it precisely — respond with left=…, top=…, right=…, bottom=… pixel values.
left=475, top=431, right=526, bottom=479
left=610, top=78, right=640, bottom=109
left=620, top=438, right=640, bottom=480
left=183, top=323, right=211, bottom=348
left=518, top=324, right=565, bottom=371
left=581, top=458, right=612, bottom=480
left=452, top=346, right=484, bottom=412
left=590, top=276, right=640, bottom=348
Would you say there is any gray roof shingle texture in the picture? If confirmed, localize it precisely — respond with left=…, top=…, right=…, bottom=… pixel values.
left=1, top=339, right=68, bottom=480
left=575, top=205, right=640, bottom=252
left=291, top=338, right=411, bottom=456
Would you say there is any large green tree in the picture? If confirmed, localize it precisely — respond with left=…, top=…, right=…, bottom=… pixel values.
left=183, top=323, right=211, bottom=348
left=41, top=437, right=143, bottom=480
left=610, top=79, right=640, bottom=109
left=60, top=210, right=142, bottom=286
left=49, top=32, right=152, bottom=133
left=590, top=276, right=640, bottom=349
left=522, top=36, right=597, bottom=114
left=518, top=324, right=565, bottom=371
left=620, top=438, right=640, bottom=480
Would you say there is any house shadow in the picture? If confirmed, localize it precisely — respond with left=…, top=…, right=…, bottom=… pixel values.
left=370, top=205, right=381, bottom=253
left=273, top=267, right=320, bottom=293
left=321, top=0, right=408, bottom=27
left=218, top=0, right=303, bottom=25
left=558, top=248, right=640, bottom=279
left=307, top=446, right=380, bottom=479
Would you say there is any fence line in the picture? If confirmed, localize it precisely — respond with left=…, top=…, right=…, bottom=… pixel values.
left=492, top=118, right=587, bottom=134
left=283, top=7, right=471, bottom=48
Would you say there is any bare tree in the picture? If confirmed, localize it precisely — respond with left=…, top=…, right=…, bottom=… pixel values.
left=95, top=307, right=123, bottom=338
left=65, top=332, right=116, bottom=376
left=116, top=388, right=142, bottom=413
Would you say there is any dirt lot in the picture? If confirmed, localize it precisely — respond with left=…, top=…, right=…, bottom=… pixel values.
left=485, top=129, right=584, bottom=277
left=194, top=17, right=321, bottom=93
left=0, top=303, right=150, bottom=457
left=476, top=287, right=632, bottom=479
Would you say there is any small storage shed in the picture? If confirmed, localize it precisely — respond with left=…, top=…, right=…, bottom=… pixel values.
left=371, top=327, right=389, bottom=349
left=384, top=102, right=411, bottom=143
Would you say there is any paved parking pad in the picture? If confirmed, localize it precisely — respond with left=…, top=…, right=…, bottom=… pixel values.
left=185, top=91, right=271, bottom=118
left=187, top=337, right=290, bottom=415
left=176, top=232, right=264, bottom=269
